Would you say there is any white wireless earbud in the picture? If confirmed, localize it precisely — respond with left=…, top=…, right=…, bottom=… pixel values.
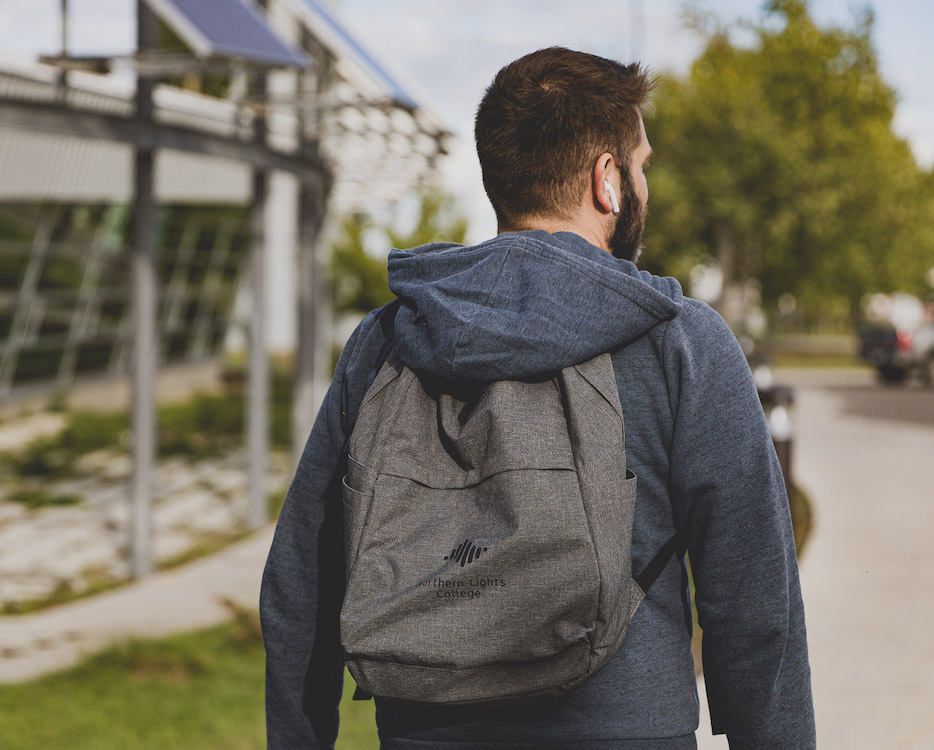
left=604, top=180, right=620, bottom=214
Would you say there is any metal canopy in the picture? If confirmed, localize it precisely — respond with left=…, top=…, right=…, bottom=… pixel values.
left=144, top=0, right=308, bottom=68
left=298, top=0, right=417, bottom=109
left=278, top=0, right=451, bottom=216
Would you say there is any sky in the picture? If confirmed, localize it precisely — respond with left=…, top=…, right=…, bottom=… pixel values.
left=333, top=0, right=934, bottom=240
left=1, top=0, right=932, bottom=242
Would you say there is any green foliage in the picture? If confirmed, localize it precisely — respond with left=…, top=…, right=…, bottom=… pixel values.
left=216, top=367, right=294, bottom=452
left=9, top=436, right=75, bottom=478
left=155, top=379, right=292, bottom=459
left=0, top=619, right=266, bottom=750
left=6, top=487, right=83, bottom=510
left=330, top=215, right=395, bottom=315
left=644, top=0, right=934, bottom=323
left=0, top=372, right=293, bottom=480
left=331, top=188, right=469, bottom=315
left=1, top=411, right=122, bottom=478
left=3, top=410, right=127, bottom=479
left=64, top=410, right=128, bottom=454
left=158, top=393, right=243, bottom=458
left=386, top=190, right=469, bottom=251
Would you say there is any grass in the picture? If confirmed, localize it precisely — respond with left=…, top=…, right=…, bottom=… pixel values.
left=0, top=615, right=266, bottom=750
left=0, top=372, right=294, bottom=481
left=158, top=529, right=253, bottom=571
left=769, top=351, right=865, bottom=369
left=5, top=487, right=83, bottom=510
left=0, top=610, right=379, bottom=750
left=336, top=672, right=380, bottom=749
left=1, top=568, right=124, bottom=616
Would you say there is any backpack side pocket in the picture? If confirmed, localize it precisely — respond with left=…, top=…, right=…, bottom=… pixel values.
left=342, top=477, right=376, bottom=575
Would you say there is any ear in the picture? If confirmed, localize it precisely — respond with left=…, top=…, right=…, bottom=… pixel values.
left=592, top=152, right=617, bottom=214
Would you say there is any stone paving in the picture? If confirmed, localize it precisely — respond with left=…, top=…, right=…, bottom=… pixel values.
left=0, top=415, right=292, bottom=611
left=0, top=526, right=276, bottom=682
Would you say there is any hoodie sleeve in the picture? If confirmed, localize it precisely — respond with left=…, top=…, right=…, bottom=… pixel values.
left=260, top=308, right=391, bottom=750
left=664, top=300, right=815, bottom=748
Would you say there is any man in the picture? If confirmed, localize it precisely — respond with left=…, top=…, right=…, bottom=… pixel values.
left=261, top=47, right=815, bottom=748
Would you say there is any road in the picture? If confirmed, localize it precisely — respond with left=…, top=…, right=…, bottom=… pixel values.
left=791, top=367, right=934, bottom=427
left=697, top=368, right=934, bottom=749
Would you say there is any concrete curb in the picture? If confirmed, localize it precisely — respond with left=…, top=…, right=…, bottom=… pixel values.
left=0, top=525, right=274, bottom=683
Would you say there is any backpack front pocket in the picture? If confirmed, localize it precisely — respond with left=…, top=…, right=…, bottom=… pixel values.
left=341, top=468, right=601, bottom=669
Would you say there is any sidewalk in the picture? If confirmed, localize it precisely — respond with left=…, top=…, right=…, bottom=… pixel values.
left=790, top=381, right=934, bottom=749
left=699, top=373, right=934, bottom=749
left=0, top=525, right=274, bottom=683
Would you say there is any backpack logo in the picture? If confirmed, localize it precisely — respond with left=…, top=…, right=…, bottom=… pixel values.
left=444, top=539, right=488, bottom=568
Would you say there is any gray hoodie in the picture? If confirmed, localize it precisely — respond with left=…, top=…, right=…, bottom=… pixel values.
left=261, top=230, right=815, bottom=749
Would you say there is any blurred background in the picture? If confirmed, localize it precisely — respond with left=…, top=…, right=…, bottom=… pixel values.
left=0, top=1, right=931, bottom=748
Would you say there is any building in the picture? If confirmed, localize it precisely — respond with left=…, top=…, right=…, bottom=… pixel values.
left=0, top=0, right=449, bottom=397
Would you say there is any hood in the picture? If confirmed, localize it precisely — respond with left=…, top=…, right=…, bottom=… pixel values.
left=387, top=230, right=683, bottom=381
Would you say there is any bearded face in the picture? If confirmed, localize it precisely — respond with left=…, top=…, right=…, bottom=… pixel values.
left=608, top=172, right=647, bottom=263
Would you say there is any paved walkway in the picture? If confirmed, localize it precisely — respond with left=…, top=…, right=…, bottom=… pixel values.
left=0, top=452, right=289, bottom=607
left=790, top=377, right=934, bottom=750
left=0, top=525, right=274, bottom=682
left=698, top=370, right=934, bottom=749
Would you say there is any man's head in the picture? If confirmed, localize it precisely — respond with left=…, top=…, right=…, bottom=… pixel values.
left=475, top=47, right=654, bottom=261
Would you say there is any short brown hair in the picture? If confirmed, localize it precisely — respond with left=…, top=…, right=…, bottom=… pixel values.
left=475, top=47, right=653, bottom=226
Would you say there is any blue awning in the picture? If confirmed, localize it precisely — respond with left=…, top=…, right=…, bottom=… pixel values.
left=144, top=0, right=308, bottom=68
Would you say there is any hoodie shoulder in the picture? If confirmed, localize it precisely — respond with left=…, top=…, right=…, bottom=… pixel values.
left=387, top=231, right=687, bottom=381
left=667, top=297, right=741, bottom=354
left=660, top=297, right=755, bottom=420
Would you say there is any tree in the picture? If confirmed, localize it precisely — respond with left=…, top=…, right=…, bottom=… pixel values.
left=330, top=188, right=468, bottom=315
left=643, top=0, right=934, bottom=328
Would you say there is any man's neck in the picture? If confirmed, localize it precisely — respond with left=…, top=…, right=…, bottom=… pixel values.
left=497, top=218, right=610, bottom=254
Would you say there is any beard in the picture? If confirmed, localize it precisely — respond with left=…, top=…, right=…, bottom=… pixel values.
left=608, top=174, right=647, bottom=264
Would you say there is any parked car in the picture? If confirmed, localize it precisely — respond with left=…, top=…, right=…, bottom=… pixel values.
left=858, top=293, right=934, bottom=385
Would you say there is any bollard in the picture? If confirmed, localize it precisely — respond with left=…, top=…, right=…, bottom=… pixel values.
left=755, top=365, right=795, bottom=499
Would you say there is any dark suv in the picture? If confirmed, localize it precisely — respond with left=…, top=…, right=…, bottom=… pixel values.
left=858, top=294, right=934, bottom=385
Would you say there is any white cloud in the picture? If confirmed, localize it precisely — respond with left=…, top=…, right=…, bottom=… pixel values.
left=67, top=0, right=134, bottom=56
left=0, top=0, right=60, bottom=57
left=0, top=0, right=131, bottom=58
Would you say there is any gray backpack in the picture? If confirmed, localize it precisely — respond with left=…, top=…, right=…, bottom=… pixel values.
left=340, top=349, right=665, bottom=705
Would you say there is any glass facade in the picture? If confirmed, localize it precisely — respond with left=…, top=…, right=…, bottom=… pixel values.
left=0, top=202, right=249, bottom=394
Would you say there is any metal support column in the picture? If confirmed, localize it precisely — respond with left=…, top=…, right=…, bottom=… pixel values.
left=57, top=0, right=69, bottom=97
left=247, top=76, right=269, bottom=529
left=130, top=0, right=156, bottom=578
left=293, top=182, right=326, bottom=466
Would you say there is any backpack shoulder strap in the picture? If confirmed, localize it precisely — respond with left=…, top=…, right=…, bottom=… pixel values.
left=578, top=351, right=691, bottom=594
left=634, top=526, right=689, bottom=592
left=373, top=299, right=402, bottom=369
left=340, top=299, right=402, bottom=440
